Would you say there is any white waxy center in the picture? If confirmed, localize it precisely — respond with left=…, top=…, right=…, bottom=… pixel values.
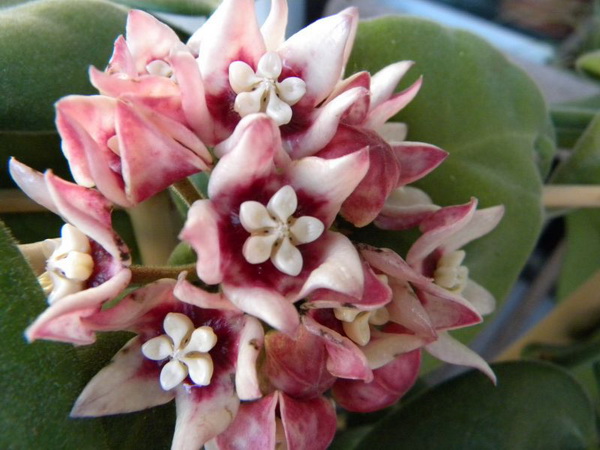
left=39, top=224, right=94, bottom=304
left=229, top=52, right=306, bottom=126
left=145, top=59, right=174, bottom=78
left=434, top=250, right=469, bottom=293
left=142, top=312, right=217, bottom=391
left=239, top=185, right=324, bottom=277
left=334, top=306, right=390, bottom=347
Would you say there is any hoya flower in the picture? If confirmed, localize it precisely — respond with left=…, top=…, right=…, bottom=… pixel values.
left=179, top=0, right=362, bottom=148
left=180, top=114, right=369, bottom=334
left=73, top=279, right=264, bottom=450
left=56, top=94, right=212, bottom=206
left=9, top=158, right=131, bottom=344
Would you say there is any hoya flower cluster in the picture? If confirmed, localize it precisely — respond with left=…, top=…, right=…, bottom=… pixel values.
left=11, top=1, right=504, bottom=448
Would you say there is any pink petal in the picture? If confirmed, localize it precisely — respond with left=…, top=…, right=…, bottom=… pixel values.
left=374, top=186, right=439, bottom=231
left=443, top=205, right=505, bottom=253
left=279, top=393, right=337, bottom=450
left=393, top=142, right=448, bottom=186
left=302, top=315, right=372, bottom=382
left=264, top=327, right=335, bottom=399
left=287, top=149, right=370, bottom=227
left=261, top=0, right=288, bottom=51
left=327, top=71, right=371, bottom=125
left=364, top=77, right=423, bottom=130
left=235, top=316, right=265, bottom=400
left=90, top=66, right=180, bottom=98
left=407, top=199, right=478, bottom=268
left=26, top=268, right=132, bottom=344
left=369, top=61, right=414, bottom=110
left=462, top=279, right=496, bottom=316
left=298, top=232, right=364, bottom=301
left=279, top=8, right=357, bottom=107
left=361, top=330, right=429, bottom=369
left=172, top=375, right=240, bottom=449
left=208, top=114, right=280, bottom=199
left=332, top=350, right=421, bottom=412
left=180, top=200, right=223, bottom=285
left=71, top=337, right=173, bottom=416
left=174, top=276, right=239, bottom=312
left=287, top=86, right=368, bottom=158
left=9, top=158, right=58, bottom=215
left=207, top=393, right=278, bottom=450
left=426, top=331, right=496, bottom=383
left=222, top=284, right=299, bottom=336
left=104, top=35, right=136, bottom=78
left=387, top=280, right=436, bottom=338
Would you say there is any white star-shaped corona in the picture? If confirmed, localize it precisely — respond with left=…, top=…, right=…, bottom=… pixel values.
left=239, top=185, right=324, bottom=276
left=141, top=312, right=217, bottom=391
left=229, top=52, right=306, bottom=125
left=433, top=250, right=469, bottom=294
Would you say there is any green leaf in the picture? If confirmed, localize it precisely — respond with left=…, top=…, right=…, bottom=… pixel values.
left=577, top=50, right=600, bottom=80
left=348, top=17, right=551, bottom=342
left=0, top=220, right=110, bottom=449
left=110, top=0, right=218, bottom=15
left=355, top=361, right=598, bottom=450
left=0, top=0, right=127, bottom=132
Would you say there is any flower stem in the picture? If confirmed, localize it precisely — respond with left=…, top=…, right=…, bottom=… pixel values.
left=544, top=185, right=600, bottom=208
left=171, top=178, right=205, bottom=207
left=130, top=264, right=199, bottom=284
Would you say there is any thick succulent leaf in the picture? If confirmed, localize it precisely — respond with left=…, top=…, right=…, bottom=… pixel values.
left=110, top=0, right=218, bottom=15
left=0, top=221, right=109, bottom=449
left=577, top=50, right=600, bottom=80
left=550, top=95, right=600, bottom=148
left=552, top=114, right=600, bottom=300
left=354, top=361, right=598, bottom=450
left=348, top=17, right=551, bottom=344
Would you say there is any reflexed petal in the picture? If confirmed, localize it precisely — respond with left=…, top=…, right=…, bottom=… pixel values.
left=141, top=335, right=173, bottom=361
left=272, top=237, right=303, bottom=276
left=229, top=61, right=259, bottom=93
left=239, top=201, right=277, bottom=231
left=182, top=354, right=214, bottom=386
left=290, top=216, right=324, bottom=244
left=279, top=393, right=337, bottom=450
left=462, top=279, right=496, bottom=316
left=261, top=0, right=288, bottom=51
left=175, top=276, right=240, bottom=312
left=243, top=234, right=277, bottom=264
left=365, top=77, right=423, bottom=130
left=164, top=312, right=194, bottom=349
left=235, top=316, right=264, bottom=400
left=187, top=326, right=218, bottom=353
left=160, top=359, right=188, bottom=391
left=362, top=332, right=429, bottom=370
left=267, top=185, right=297, bottom=222
left=387, top=280, right=436, bottom=338
left=443, top=205, right=505, bottom=253
left=370, top=60, right=414, bottom=109
left=426, top=332, right=496, bottom=383
left=71, top=337, right=173, bottom=416
left=393, top=142, right=448, bottom=186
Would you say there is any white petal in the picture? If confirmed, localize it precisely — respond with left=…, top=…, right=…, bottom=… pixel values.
left=271, top=237, right=302, bottom=276
left=256, top=51, right=282, bottom=79
left=59, top=224, right=91, bottom=253
left=141, top=335, right=173, bottom=361
left=343, top=312, right=371, bottom=346
left=186, top=326, right=217, bottom=353
left=290, top=216, right=324, bottom=244
left=160, top=359, right=188, bottom=390
left=277, top=77, right=306, bottom=105
left=229, top=61, right=259, bottom=93
left=164, top=312, right=194, bottom=349
left=265, top=93, right=292, bottom=126
left=267, top=185, right=297, bottom=222
left=239, top=201, right=276, bottom=232
left=234, top=86, right=266, bottom=117
left=50, top=251, right=93, bottom=281
left=243, top=234, right=278, bottom=264
left=182, top=354, right=214, bottom=386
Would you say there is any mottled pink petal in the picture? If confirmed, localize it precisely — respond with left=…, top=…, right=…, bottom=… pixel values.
left=26, top=268, right=132, bottom=344
left=174, top=276, right=239, bottom=312
left=235, top=316, right=264, bottom=400
left=288, top=87, right=368, bottom=158
left=426, top=331, right=496, bottom=383
left=172, top=376, right=240, bottom=450
left=71, top=337, right=173, bottom=416
left=264, top=327, right=335, bottom=399
left=222, top=284, right=299, bottom=336
left=443, top=205, right=505, bottom=253
left=393, top=142, right=448, bottom=186
left=298, top=232, right=364, bottom=300
left=332, top=350, right=420, bottom=412
left=330, top=71, right=371, bottom=125
left=364, top=77, right=423, bottom=130
left=287, top=148, right=370, bottom=226
left=207, top=393, right=278, bottom=450
left=104, top=35, right=136, bottom=77
left=261, top=0, right=288, bottom=51
left=180, top=200, right=223, bottom=285
left=279, top=8, right=357, bottom=107
left=302, top=315, right=372, bottom=381
left=369, top=61, right=414, bottom=110
left=90, top=66, right=179, bottom=98
left=279, top=392, right=337, bottom=450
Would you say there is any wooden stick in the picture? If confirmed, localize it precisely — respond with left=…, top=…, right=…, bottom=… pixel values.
left=544, top=185, right=600, bottom=208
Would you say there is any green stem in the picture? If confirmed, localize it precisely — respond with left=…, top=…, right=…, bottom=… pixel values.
left=170, top=178, right=204, bottom=208
left=130, top=264, right=199, bottom=284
